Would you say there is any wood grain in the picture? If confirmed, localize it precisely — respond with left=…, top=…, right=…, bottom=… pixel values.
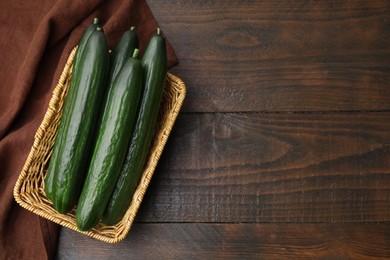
left=134, top=112, right=390, bottom=223
left=56, top=1, right=390, bottom=257
left=57, top=223, right=390, bottom=259
left=149, top=0, right=390, bottom=112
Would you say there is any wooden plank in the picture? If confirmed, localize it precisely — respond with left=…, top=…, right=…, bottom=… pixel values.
left=148, top=0, right=390, bottom=112
left=134, top=112, right=390, bottom=223
left=57, top=223, right=390, bottom=259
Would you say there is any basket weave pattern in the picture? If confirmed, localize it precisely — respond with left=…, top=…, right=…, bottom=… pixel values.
left=13, top=47, right=186, bottom=243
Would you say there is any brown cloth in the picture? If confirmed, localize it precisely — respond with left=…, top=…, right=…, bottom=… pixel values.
left=0, top=0, right=177, bottom=259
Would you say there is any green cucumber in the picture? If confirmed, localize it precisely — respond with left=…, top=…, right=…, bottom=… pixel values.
left=103, top=28, right=167, bottom=225
left=97, top=27, right=139, bottom=129
left=76, top=49, right=143, bottom=231
left=109, top=26, right=138, bottom=84
left=45, top=18, right=100, bottom=201
left=50, top=26, right=110, bottom=214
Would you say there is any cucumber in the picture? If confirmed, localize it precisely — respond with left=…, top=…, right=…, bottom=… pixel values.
left=109, top=26, right=138, bottom=85
left=45, top=18, right=100, bottom=201
left=76, top=49, right=143, bottom=231
left=97, top=27, right=139, bottom=129
left=103, top=28, right=167, bottom=225
left=50, top=26, right=110, bottom=214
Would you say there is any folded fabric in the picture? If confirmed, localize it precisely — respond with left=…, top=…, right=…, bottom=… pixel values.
left=0, top=0, right=177, bottom=259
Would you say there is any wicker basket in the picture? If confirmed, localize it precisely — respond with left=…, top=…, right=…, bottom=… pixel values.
left=13, top=47, right=186, bottom=243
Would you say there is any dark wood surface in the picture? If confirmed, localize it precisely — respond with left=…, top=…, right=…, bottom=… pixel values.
left=58, top=224, right=390, bottom=259
left=137, top=112, right=390, bottom=223
left=57, top=0, right=390, bottom=259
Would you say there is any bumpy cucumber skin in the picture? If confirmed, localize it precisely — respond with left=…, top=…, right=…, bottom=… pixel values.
left=45, top=19, right=99, bottom=202
left=76, top=57, right=143, bottom=231
left=51, top=28, right=110, bottom=214
left=103, top=30, right=167, bottom=225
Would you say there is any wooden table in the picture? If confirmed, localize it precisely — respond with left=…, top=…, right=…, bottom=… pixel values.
left=57, top=1, right=390, bottom=258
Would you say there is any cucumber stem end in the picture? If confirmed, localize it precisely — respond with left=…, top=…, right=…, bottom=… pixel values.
left=132, top=48, right=139, bottom=59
